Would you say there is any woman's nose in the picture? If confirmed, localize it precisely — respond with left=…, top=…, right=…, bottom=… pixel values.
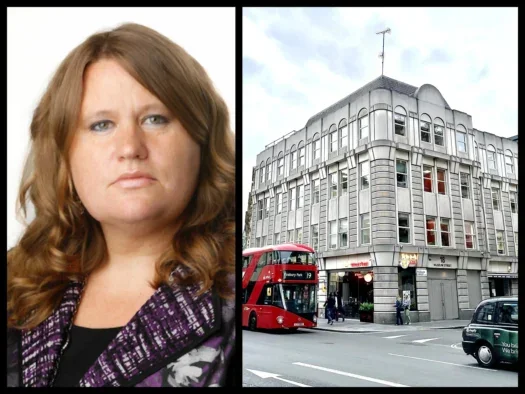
left=116, top=123, right=148, bottom=161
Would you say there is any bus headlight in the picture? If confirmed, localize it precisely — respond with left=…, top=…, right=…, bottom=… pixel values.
left=313, top=315, right=317, bottom=323
left=276, top=316, right=284, bottom=324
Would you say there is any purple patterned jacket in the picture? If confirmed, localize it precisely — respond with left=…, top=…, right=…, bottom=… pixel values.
left=7, top=278, right=235, bottom=387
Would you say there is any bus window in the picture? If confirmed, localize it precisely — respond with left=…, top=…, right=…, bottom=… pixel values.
left=257, top=284, right=273, bottom=305
left=280, top=251, right=316, bottom=265
left=242, top=255, right=252, bottom=269
left=257, top=253, right=267, bottom=268
left=244, top=281, right=256, bottom=304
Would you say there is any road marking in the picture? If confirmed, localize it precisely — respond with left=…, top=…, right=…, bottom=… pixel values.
left=388, top=353, right=497, bottom=371
left=451, top=342, right=463, bottom=350
left=383, top=335, right=408, bottom=339
left=246, top=369, right=311, bottom=387
left=293, top=362, right=409, bottom=387
left=412, top=337, right=439, bottom=343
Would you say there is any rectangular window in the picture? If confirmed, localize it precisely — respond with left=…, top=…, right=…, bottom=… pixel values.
left=329, top=220, right=337, bottom=249
left=423, top=165, right=433, bottom=193
left=289, top=187, right=296, bottom=211
left=464, top=221, right=476, bottom=249
left=276, top=192, right=282, bottom=214
left=456, top=131, right=466, bottom=152
left=514, top=232, right=518, bottom=256
left=421, top=120, right=431, bottom=143
left=440, top=218, right=450, bottom=247
left=361, top=213, right=370, bottom=244
left=264, top=196, right=269, bottom=218
left=394, top=113, right=406, bottom=136
left=505, top=154, right=513, bottom=174
left=510, top=192, right=517, bottom=214
left=274, top=232, right=280, bottom=245
left=298, top=147, right=305, bottom=167
left=278, top=157, right=284, bottom=175
left=313, top=179, right=320, bottom=204
left=339, top=170, right=348, bottom=196
left=330, top=173, right=338, bottom=199
left=291, top=150, right=297, bottom=169
left=434, top=125, right=444, bottom=146
left=492, top=187, right=500, bottom=211
left=313, top=140, right=320, bottom=159
left=360, top=161, right=370, bottom=190
left=296, top=228, right=303, bottom=244
left=339, top=218, right=348, bottom=247
left=259, top=166, right=265, bottom=185
left=330, top=131, right=338, bottom=152
left=266, top=162, right=271, bottom=182
left=288, top=230, right=294, bottom=243
left=398, top=212, right=410, bottom=243
left=487, top=150, right=496, bottom=170
left=496, top=231, right=506, bottom=255
left=426, top=216, right=436, bottom=246
left=359, top=116, right=368, bottom=139
left=340, top=125, right=348, bottom=148
left=396, top=159, right=408, bottom=188
left=460, top=173, right=470, bottom=199
left=311, top=224, right=319, bottom=250
left=297, top=185, right=304, bottom=208
left=257, top=199, right=263, bottom=220
left=437, top=168, right=446, bottom=195
left=261, top=236, right=267, bottom=246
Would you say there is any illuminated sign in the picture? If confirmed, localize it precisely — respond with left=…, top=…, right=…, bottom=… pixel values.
left=350, top=261, right=371, bottom=268
left=399, top=253, right=418, bottom=269
left=283, top=271, right=315, bottom=280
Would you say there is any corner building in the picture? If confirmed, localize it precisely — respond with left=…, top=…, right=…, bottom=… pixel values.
left=247, top=76, right=518, bottom=323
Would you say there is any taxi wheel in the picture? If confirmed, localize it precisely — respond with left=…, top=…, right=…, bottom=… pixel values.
left=249, top=312, right=257, bottom=331
left=475, top=343, right=498, bottom=368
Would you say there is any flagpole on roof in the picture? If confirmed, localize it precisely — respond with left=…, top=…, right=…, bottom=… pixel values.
left=376, top=28, right=391, bottom=77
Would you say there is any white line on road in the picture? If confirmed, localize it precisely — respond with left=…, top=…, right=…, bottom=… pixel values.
left=388, top=353, right=497, bottom=371
left=293, top=362, right=409, bottom=387
left=246, top=369, right=311, bottom=387
left=383, top=335, right=408, bottom=339
left=412, top=337, right=439, bottom=343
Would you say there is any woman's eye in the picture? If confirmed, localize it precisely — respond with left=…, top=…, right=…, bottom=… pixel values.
left=143, top=115, right=168, bottom=125
left=90, top=120, right=113, bottom=132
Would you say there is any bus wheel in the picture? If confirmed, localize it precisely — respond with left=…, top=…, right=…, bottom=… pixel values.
left=249, top=312, right=257, bottom=331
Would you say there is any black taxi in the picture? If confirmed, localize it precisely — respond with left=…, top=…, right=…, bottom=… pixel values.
left=462, top=296, right=518, bottom=368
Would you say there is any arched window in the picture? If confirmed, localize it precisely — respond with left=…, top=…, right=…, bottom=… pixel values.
left=358, top=109, right=368, bottom=140
left=277, top=151, right=284, bottom=176
left=433, top=117, right=445, bottom=146
left=420, top=114, right=431, bottom=143
left=329, top=124, right=337, bottom=152
left=394, top=106, right=406, bottom=136
left=266, top=157, right=272, bottom=182
left=312, top=133, right=321, bottom=160
left=339, top=119, right=348, bottom=148
left=487, top=145, right=496, bottom=170
left=298, top=141, right=305, bottom=167
left=259, top=161, right=265, bottom=184
left=290, top=144, right=297, bottom=169
left=505, top=149, right=514, bottom=174
left=456, top=125, right=467, bottom=153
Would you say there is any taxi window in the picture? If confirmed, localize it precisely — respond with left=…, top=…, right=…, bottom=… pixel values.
left=475, top=302, right=496, bottom=324
left=497, top=302, right=518, bottom=325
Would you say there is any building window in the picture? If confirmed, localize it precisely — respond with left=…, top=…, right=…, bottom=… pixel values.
left=510, top=192, right=517, bottom=214
left=262, top=236, right=267, bottom=246
left=460, top=172, right=470, bottom=199
left=266, top=158, right=271, bottom=183
left=492, top=187, right=500, bottom=211
left=296, top=228, right=303, bottom=244
left=291, top=146, right=297, bottom=169
left=288, top=230, right=294, bottom=243
left=396, top=159, right=408, bottom=188
left=440, top=218, right=451, bottom=247
left=298, top=143, right=305, bottom=167
left=276, top=192, right=282, bottom=214
left=505, top=150, right=514, bottom=174
left=398, top=212, right=410, bottom=243
left=330, top=125, right=337, bottom=152
left=313, top=179, right=320, bottom=204
left=496, top=231, right=506, bottom=255
left=330, top=172, right=338, bottom=199
left=313, top=136, right=320, bottom=160
left=361, top=213, right=370, bottom=244
left=264, top=196, right=269, bottom=218
left=329, top=220, right=337, bottom=249
left=420, top=114, right=431, bottom=143
left=289, top=187, right=296, bottom=211
left=434, top=118, right=445, bottom=146
left=257, top=198, right=263, bottom=220
left=274, top=232, right=280, bottom=245
left=426, top=216, right=436, bottom=246
left=339, top=169, right=348, bottom=196
left=464, top=221, right=476, bottom=249
left=394, top=106, right=406, bottom=136
left=358, top=109, right=368, bottom=140
left=360, top=161, right=370, bottom=190
left=259, top=162, right=265, bottom=185
left=456, top=126, right=467, bottom=153
left=277, top=153, right=284, bottom=175
left=423, top=165, right=433, bottom=193
left=297, top=185, right=304, bottom=208
left=339, top=218, right=348, bottom=247
left=514, top=232, right=518, bottom=256
left=437, top=168, right=446, bottom=195
left=487, top=145, right=496, bottom=170
left=474, top=142, right=479, bottom=162
left=311, top=224, right=319, bottom=250
left=339, top=119, right=348, bottom=148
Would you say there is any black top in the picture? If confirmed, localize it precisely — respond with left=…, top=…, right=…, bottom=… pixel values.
left=53, top=325, right=122, bottom=387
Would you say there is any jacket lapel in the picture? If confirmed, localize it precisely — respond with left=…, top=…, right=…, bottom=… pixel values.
left=79, top=281, right=221, bottom=387
left=20, top=282, right=83, bottom=387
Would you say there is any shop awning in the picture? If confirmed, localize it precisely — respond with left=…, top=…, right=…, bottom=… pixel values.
left=487, top=273, right=518, bottom=278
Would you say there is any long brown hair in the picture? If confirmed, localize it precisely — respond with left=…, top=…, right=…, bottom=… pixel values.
left=7, top=23, right=235, bottom=330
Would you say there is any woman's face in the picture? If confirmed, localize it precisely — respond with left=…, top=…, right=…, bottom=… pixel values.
left=69, top=59, right=201, bottom=229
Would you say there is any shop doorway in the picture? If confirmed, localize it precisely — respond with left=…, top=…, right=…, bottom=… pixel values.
left=427, top=269, right=458, bottom=321
left=330, top=271, right=374, bottom=318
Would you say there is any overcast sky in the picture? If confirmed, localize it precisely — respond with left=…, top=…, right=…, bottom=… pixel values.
left=242, top=7, right=518, bottom=228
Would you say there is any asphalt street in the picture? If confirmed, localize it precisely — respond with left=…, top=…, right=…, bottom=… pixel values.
left=243, top=327, right=518, bottom=387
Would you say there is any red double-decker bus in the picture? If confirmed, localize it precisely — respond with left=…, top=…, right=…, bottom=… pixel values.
left=242, top=243, right=318, bottom=331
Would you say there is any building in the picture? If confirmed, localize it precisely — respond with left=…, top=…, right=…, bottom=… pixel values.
left=246, top=75, right=518, bottom=323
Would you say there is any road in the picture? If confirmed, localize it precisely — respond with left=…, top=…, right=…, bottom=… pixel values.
left=243, top=327, right=518, bottom=387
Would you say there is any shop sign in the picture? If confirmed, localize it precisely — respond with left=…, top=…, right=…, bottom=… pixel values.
left=416, top=268, right=427, bottom=277
left=349, top=261, right=371, bottom=268
left=430, top=255, right=452, bottom=268
left=399, top=253, right=418, bottom=269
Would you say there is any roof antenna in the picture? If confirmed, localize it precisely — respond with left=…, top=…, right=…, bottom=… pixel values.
left=376, top=27, right=391, bottom=77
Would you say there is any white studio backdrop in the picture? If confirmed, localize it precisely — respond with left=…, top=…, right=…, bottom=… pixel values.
left=7, top=7, right=236, bottom=249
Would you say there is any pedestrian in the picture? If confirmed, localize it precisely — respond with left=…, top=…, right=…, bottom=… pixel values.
left=324, top=293, right=336, bottom=325
left=395, top=296, right=404, bottom=326
left=403, top=298, right=411, bottom=325
left=335, top=290, right=345, bottom=322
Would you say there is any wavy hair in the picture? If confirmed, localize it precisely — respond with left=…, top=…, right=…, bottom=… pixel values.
left=7, top=23, right=235, bottom=330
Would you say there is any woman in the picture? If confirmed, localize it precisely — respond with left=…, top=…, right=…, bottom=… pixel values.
left=395, top=296, right=404, bottom=326
left=7, top=23, right=235, bottom=387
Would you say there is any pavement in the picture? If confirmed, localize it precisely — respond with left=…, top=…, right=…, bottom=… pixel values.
left=310, top=317, right=471, bottom=333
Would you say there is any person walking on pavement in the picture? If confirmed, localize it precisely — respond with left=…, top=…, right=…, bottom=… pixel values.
left=324, top=293, right=336, bottom=325
left=395, top=296, right=404, bottom=325
left=335, top=290, right=345, bottom=322
left=403, top=298, right=411, bottom=325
